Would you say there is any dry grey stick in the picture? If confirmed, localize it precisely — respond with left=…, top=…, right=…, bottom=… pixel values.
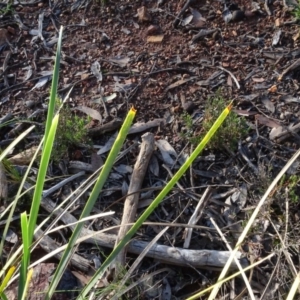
left=87, top=118, right=123, bottom=137
left=191, top=28, right=218, bottom=43
left=264, top=0, right=272, bottom=16
left=278, top=58, right=300, bottom=81
left=238, top=141, right=259, bottom=175
left=34, top=227, right=91, bottom=272
left=183, top=187, right=212, bottom=248
left=275, top=122, right=300, bottom=143
left=217, top=66, right=240, bottom=89
left=128, top=119, right=165, bottom=135
left=42, top=171, right=85, bottom=198
left=40, top=198, right=248, bottom=270
left=113, top=226, right=170, bottom=300
left=0, top=113, right=13, bottom=125
left=114, top=132, right=155, bottom=269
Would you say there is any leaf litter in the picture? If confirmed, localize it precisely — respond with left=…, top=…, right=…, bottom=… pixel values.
left=1, top=0, right=300, bottom=298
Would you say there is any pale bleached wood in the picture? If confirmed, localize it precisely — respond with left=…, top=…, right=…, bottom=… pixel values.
left=34, top=228, right=91, bottom=272
left=40, top=197, right=249, bottom=270
left=183, top=186, right=212, bottom=248
left=114, top=132, right=155, bottom=269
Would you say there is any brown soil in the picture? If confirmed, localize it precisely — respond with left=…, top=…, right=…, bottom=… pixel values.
left=1, top=0, right=300, bottom=299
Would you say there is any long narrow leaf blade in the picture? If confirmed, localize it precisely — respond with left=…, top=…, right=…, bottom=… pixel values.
left=44, top=26, right=63, bottom=142
left=0, top=138, right=44, bottom=280
left=46, top=107, right=136, bottom=299
left=27, top=115, right=59, bottom=242
left=79, top=102, right=232, bottom=298
left=0, top=267, right=15, bottom=293
left=21, top=269, right=33, bottom=300
left=18, top=213, right=29, bottom=297
left=0, top=126, right=35, bottom=162
left=17, top=115, right=59, bottom=300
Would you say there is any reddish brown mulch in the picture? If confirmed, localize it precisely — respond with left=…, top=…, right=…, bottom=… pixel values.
left=1, top=0, right=300, bottom=298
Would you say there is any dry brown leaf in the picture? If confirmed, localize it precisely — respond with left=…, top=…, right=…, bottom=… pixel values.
left=71, top=270, right=99, bottom=286
left=227, top=74, right=233, bottom=86
left=73, top=105, right=102, bottom=122
left=149, top=154, right=159, bottom=176
left=91, top=152, right=103, bottom=171
left=190, top=8, right=206, bottom=27
left=0, top=28, right=8, bottom=47
left=156, top=139, right=177, bottom=166
left=261, top=96, right=275, bottom=113
left=256, top=115, right=281, bottom=128
left=81, top=73, right=89, bottom=80
left=165, top=77, right=197, bottom=91
left=233, top=109, right=257, bottom=117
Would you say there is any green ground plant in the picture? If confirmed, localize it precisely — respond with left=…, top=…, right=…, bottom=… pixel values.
left=0, top=2, right=13, bottom=15
left=181, top=91, right=248, bottom=150
left=1, top=158, right=22, bottom=184
left=293, top=0, right=300, bottom=20
left=279, top=174, right=300, bottom=203
left=52, top=99, right=91, bottom=161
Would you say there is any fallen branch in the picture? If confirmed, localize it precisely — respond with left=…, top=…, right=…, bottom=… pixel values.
left=114, top=132, right=155, bottom=269
left=87, top=118, right=123, bottom=137
left=40, top=197, right=249, bottom=270
left=88, top=118, right=165, bottom=137
left=183, top=187, right=212, bottom=248
left=34, top=228, right=91, bottom=273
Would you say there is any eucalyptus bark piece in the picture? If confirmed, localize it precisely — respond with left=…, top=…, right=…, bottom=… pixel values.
left=114, top=132, right=155, bottom=269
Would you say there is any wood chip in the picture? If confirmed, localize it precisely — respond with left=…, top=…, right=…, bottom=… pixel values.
left=147, top=35, right=164, bottom=43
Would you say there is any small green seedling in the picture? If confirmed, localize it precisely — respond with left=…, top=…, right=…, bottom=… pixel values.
left=279, top=174, right=300, bottom=204
left=52, top=99, right=91, bottom=161
left=0, top=2, right=13, bottom=15
left=293, top=0, right=300, bottom=20
left=2, top=158, right=22, bottom=183
left=181, top=91, right=248, bottom=150
left=202, top=92, right=248, bottom=149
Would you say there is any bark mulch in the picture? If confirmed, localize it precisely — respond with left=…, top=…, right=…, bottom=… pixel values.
left=1, top=0, right=300, bottom=298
